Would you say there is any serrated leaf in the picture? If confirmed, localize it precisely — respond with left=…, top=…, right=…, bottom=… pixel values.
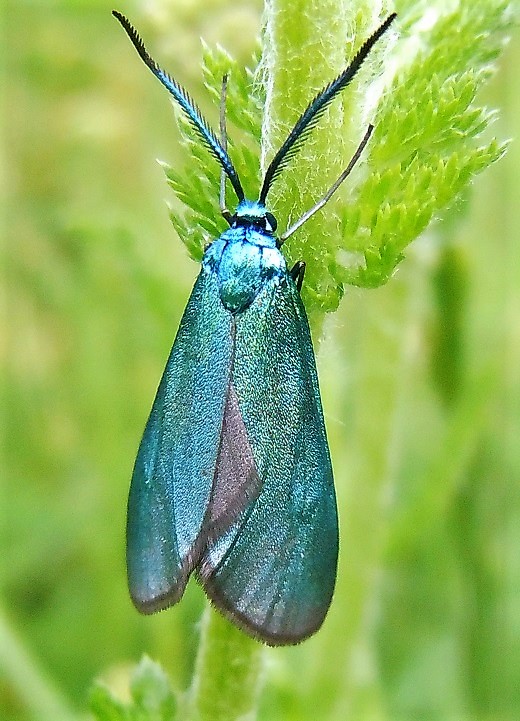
left=157, top=1, right=512, bottom=306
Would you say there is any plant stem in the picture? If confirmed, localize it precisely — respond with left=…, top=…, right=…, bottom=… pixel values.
left=0, top=607, right=78, bottom=721
left=186, top=606, right=263, bottom=721
left=262, top=0, right=353, bottom=318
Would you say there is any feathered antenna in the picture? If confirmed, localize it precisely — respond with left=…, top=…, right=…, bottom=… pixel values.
left=113, top=11, right=245, bottom=203
left=259, top=13, right=396, bottom=204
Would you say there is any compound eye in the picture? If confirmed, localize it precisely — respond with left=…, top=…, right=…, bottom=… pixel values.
left=265, top=212, right=277, bottom=232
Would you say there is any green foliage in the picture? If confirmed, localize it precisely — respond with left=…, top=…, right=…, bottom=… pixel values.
left=90, top=657, right=176, bottom=721
left=90, top=613, right=262, bottom=721
left=3, top=1, right=518, bottom=721
left=164, top=0, right=512, bottom=315
left=343, top=0, right=511, bottom=289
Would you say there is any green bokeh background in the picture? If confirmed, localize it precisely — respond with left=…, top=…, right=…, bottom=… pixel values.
left=3, top=1, right=519, bottom=720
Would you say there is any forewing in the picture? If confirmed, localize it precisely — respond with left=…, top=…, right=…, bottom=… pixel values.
left=127, top=269, right=234, bottom=612
left=199, top=277, right=338, bottom=644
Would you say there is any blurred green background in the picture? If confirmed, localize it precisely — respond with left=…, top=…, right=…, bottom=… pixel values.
left=3, top=1, right=519, bottom=720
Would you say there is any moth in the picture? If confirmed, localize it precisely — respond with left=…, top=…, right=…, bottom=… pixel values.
left=113, top=10, right=396, bottom=644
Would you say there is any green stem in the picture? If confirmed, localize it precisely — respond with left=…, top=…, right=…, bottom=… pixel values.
left=0, top=607, right=79, bottom=721
left=186, top=606, right=263, bottom=721
left=262, top=0, right=355, bottom=319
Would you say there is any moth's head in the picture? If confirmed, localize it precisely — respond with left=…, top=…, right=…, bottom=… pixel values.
left=232, top=200, right=278, bottom=235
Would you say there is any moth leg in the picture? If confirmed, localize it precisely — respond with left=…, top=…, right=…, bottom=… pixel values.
left=290, top=261, right=306, bottom=292
left=219, top=73, right=233, bottom=225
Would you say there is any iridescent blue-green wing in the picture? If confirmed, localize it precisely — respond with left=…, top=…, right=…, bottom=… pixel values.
left=198, top=275, right=338, bottom=644
left=127, top=269, right=234, bottom=613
